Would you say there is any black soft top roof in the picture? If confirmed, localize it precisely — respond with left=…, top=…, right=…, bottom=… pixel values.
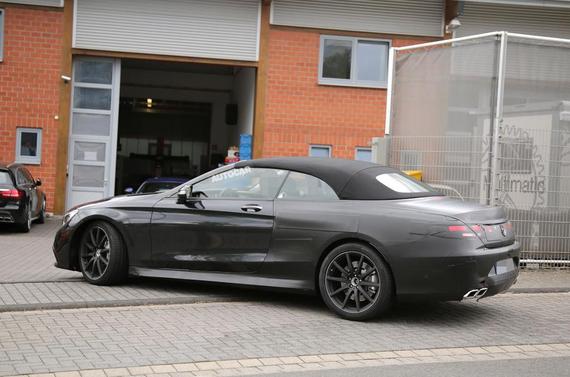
left=235, top=157, right=438, bottom=200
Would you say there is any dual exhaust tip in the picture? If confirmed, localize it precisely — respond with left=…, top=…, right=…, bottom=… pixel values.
left=463, top=287, right=488, bottom=301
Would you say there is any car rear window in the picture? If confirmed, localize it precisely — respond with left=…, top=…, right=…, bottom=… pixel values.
left=340, top=167, right=442, bottom=200
left=375, top=173, right=433, bottom=193
left=0, top=171, right=13, bottom=185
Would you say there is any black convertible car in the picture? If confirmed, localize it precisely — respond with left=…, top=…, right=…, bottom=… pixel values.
left=53, top=158, right=519, bottom=320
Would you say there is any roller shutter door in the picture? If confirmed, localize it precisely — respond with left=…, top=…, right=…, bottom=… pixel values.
left=74, top=0, right=260, bottom=61
left=271, top=0, right=444, bottom=37
left=456, top=2, right=570, bottom=39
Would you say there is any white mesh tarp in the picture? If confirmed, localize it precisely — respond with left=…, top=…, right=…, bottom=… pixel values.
left=386, top=32, right=570, bottom=267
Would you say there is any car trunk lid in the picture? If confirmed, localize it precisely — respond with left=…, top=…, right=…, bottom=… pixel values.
left=391, top=196, right=515, bottom=247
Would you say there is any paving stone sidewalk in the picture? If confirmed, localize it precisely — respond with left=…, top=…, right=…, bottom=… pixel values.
left=0, top=218, right=80, bottom=283
left=5, top=343, right=570, bottom=377
left=0, top=293, right=569, bottom=376
left=0, top=280, right=240, bottom=312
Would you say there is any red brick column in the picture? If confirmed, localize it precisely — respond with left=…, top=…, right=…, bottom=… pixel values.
left=0, top=6, right=64, bottom=212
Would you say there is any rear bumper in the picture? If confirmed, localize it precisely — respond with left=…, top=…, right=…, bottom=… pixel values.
left=0, top=204, right=25, bottom=224
left=396, top=241, right=520, bottom=301
left=0, top=211, right=16, bottom=223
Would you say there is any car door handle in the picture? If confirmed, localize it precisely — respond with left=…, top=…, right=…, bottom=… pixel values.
left=241, top=204, right=262, bottom=213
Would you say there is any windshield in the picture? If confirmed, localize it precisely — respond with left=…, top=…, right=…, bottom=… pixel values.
left=138, top=181, right=183, bottom=194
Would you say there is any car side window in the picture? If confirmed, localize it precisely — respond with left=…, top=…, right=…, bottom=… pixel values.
left=192, top=167, right=288, bottom=200
left=15, top=169, right=28, bottom=186
left=277, top=171, right=339, bottom=201
left=22, top=168, right=34, bottom=184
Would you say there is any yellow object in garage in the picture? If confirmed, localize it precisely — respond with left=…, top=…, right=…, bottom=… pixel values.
left=403, top=170, right=422, bottom=181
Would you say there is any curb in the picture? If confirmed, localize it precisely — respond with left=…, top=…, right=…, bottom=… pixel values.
left=508, top=287, right=570, bottom=294
left=0, top=285, right=568, bottom=313
left=0, top=295, right=245, bottom=313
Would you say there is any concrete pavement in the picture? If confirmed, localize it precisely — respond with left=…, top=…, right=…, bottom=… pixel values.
left=0, top=218, right=80, bottom=283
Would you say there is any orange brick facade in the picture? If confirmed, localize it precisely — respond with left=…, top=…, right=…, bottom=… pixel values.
left=0, top=4, right=441, bottom=214
left=262, top=27, right=434, bottom=158
left=0, top=6, right=64, bottom=212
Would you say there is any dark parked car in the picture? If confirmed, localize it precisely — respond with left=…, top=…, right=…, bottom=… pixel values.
left=124, top=177, right=188, bottom=195
left=53, top=158, right=519, bottom=320
left=0, top=163, right=46, bottom=232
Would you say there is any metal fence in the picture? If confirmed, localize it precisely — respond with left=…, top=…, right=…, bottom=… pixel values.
left=384, top=129, right=570, bottom=267
left=382, top=31, right=570, bottom=267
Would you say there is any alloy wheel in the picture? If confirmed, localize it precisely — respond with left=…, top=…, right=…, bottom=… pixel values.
left=80, top=226, right=111, bottom=280
left=324, top=251, right=381, bottom=313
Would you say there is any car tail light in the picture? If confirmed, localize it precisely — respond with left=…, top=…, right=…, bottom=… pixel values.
left=447, top=225, right=477, bottom=238
left=0, top=189, right=22, bottom=199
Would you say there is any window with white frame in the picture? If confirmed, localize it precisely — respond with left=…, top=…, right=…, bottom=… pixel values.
left=355, top=147, right=372, bottom=162
left=0, top=9, right=4, bottom=62
left=319, top=35, right=390, bottom=88
left=16, top=128, right=42, bottom=165
left=309, top=145, right=331, bottom=158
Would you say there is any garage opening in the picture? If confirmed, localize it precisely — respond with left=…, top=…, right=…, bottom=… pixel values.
left=115, top=59, right=255, bottom=195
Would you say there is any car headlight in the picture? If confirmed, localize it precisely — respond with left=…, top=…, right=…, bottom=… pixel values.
left=62, top=209, right=79, bottom=225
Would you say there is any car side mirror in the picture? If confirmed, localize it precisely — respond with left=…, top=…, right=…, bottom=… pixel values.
left=177, top=185, right=191, bottom=203
left=124, top=187, right=134, bottom=194
left=35, top=179, right=42, bottom=187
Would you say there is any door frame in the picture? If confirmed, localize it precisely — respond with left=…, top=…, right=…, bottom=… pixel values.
left=65, top=57, right=121, bottom=210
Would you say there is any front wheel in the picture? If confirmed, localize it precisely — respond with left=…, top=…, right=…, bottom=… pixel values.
left=79, top=221, right=128, bottom=285
left=319, top=243, right=394, bottom=321
left=35, top=198, right=46, bottom=224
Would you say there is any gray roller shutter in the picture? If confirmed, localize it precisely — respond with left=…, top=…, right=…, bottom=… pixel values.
left=74, top=0, right=260, bottom=62
left=456, top=2, right=570, bottom=39
left=1, top=0, right=62, bottom=6
left=271, top=0, right=444, bottom=37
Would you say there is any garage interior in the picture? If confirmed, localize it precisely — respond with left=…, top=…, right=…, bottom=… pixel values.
left=114, top=59, right=255, bottom=194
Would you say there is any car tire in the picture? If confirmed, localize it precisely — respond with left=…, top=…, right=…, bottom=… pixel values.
left=79, top=221, right=128, bottom=285
left=17, top=204, right=32, bottom=233
left=35, top=198, right=46, bottom=224
left=319, top=242, right=394, bottom=321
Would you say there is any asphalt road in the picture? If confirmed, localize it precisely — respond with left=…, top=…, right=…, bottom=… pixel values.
left=264, top=357, right=570, bottom=377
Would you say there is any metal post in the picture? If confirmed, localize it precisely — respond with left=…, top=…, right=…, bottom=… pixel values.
left=489, top=32, right=508, bottom=207
left=384, top=47, right=396, bottom=135
left=371, top=136, right=391, bottom=166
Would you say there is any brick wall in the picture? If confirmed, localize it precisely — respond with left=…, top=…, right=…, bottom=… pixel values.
left=262, top=27, right=435, bottom=159
left=0, top=6, right=64, bottom=212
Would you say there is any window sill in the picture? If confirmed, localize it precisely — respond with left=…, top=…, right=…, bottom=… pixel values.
left=15, top=159, right=41, bottom=166
left=318, top=80, right=387, bottom=90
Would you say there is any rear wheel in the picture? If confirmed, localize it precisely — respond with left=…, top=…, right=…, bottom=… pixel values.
left=17, top=204, right=32, bottom=233
left=319, top=243, right=393, bottom=321
left=79, top=221, right=128, bottom=285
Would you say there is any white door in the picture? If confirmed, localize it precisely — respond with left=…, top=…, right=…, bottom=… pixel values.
left=66, top=58, right=120, bottom=210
